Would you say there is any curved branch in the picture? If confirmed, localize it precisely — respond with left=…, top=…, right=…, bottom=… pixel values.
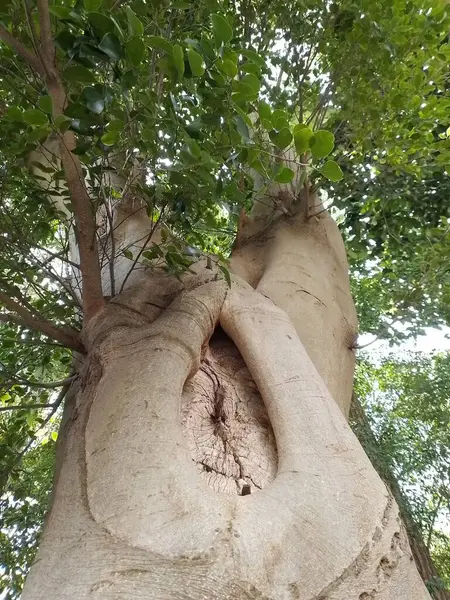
left=0, top=292, right=84, bottom=352
left=0, top=25, right=45, bottom=75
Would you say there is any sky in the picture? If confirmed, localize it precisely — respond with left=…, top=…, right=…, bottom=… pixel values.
left=359, top=326, right=450, bottom=357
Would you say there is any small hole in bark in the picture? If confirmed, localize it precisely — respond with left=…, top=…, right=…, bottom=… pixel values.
left=241, top=484, right=251, bottom=496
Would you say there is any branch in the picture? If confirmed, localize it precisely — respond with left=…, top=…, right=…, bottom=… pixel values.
left=13, top=374, right=77, bottom=389
left=1, top=0, right=105, bottom=322
left=37, top=0, right=54, bottom=67
left=0, top=403, right=54, bottom=412
left=0, top=25, right=45, bottom=76
left=48, top=93, right=105, bottom=320
left=119, top=209, right=164, bottom=293
left=0, top=292, right=84, bottom=353
left=38, top=0, right=104, bottom=320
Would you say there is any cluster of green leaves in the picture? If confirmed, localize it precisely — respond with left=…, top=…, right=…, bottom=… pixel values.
left=355, top=352, right=450, bottom=590
left=0, top=0, right=349, bottom=290
left=331, top=160, right=450, bottom=342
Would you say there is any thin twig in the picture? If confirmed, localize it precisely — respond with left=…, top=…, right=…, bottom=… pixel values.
left=0, top=403, right=54, bottom=412
left=119, top=210, right=164, bottom=293
left=11, top=374, right=77, bottom=389
left=3, top=374, right=74, bottom=482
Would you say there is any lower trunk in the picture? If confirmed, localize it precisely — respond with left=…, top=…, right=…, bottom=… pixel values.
left=22, top=203, right=431, bottom=599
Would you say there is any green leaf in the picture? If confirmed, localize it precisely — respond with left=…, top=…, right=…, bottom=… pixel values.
left=217, top=59, right=237, bottom=78
left=108, top=118, right=125, bottom=132
left=235, top=115, right=250, bottom=141
left=240, top=48, right=265, bottom=67
left=125, top=6, right=144, bottom=37
left=294, top=125, right=314, bottom=155
left=172, top=0, right=190, bottom=7
left=38, top=95, right=53, bottom=115
left=5, top=106, right=23, bottom=121
left=197, top=167, right=215, bottom=186
left=232, top=80, right=256, bottom=98
left=212, top=14, right=233, bottom=47
left=126, top=37, right=146, bottom=66
left=173, top=44, right=185, bottom=78
left=310, top=129, right=334, bottom=159
left=234, top=104, right=252, bottom=127
left=84, top=0, right=102, bottom=10
left=101, top=130, right=119, bottom=145
left=186, top=138, right=202, bottom=157
left=223, top=49, right=237, bottom=64
left=54, top=114, right=72, bottom=132
left=81, top=87, right=105, bottom=114
left=148, top=36, right=173, bottom=55
left=87, top=12, right=116, bottom=35
left=27, top=125, right=51, bottom=142
left=131, top=0, right=148, bottom=15
left=62, top=65, right=96, bottom=83
left=240, top=62, right=260, bottom=76
left=258, top=101, right=271, bottom=120
left=319, top=160, right=343, bottom=181
left=269, top=127, right=292, bottom=150
left=23, top=109, right=48, bottom=127
left=272, top=109, right=289, bottom=130
left=187, top=48, right=205, bottom=77
left=51, top=431, right=58, bottom=442
left=241, top=73, right=260, bottom=94
left=274, top=166, right=295, bottom=183
left=48, top=5, right=71, bottom=18
left=98, top=33, right=123, bottom=61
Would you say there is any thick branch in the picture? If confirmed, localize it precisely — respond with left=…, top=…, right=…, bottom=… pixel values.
left=44, top=77, right=105, bottom=320
left=2, top=0, right=105, bottom=322
left=0, top=292, right=84, bottom=352
left=0, top=25, right=45, bottom=75
left=40, top=0, right=104, bottom=319
left=37, top=0, right=54, bottom=67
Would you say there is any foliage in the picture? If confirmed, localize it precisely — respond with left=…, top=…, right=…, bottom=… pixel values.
left=0, top=441, right=56, bottom=598
left=355, top=351, right=450, bottom=590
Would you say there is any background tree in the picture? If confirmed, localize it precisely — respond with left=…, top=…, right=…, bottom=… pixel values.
left=0, top=0, right=450, bottom=598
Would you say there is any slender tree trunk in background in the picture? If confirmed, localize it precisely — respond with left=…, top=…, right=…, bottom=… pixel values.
left=21, top=187, right=432, bottom=599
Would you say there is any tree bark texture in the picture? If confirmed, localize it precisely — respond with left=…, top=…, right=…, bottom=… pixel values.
left=21, top=190, right=431, bottom=599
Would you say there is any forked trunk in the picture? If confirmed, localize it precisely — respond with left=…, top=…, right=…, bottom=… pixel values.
left=22, top=190, right=431, bottom=599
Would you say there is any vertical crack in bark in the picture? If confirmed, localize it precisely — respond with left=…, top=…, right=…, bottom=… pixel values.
left=184, top=346, right=277, bottom=495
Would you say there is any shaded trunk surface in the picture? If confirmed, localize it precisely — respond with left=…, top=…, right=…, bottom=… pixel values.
left=22, top=194, right=431, bottom=599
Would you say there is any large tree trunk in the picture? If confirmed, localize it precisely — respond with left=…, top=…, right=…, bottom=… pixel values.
left=21, top=188, right=431, bottom=599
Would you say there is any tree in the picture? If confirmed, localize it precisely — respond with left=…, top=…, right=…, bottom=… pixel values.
left=0, top=0, right=449, bottom=598
left=353, top=352, right=450, bottom=598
